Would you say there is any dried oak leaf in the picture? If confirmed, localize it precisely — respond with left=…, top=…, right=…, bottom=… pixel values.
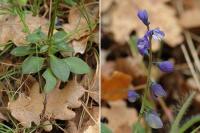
left=45, top=80, right=84, bottom=120
left=102, top=71, right=132, bottom=101
left=0, top=14, right=48, bottom=46
left=8, top=80, right=84, bottom=127
left=8, top=82, right=43, bottom=127
left=102, top=0, right=183, bottom=47
left=102, top=101, right=138, bottom=133
left=115, top=57, right=146, bottom=80
left=63, top=4, right=98, bottom=54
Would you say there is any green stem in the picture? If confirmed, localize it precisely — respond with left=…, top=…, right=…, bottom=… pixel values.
left=32, top=0, right=42, bottom=16
left=0, top=43, right=12, bottom=57
left=15, top=6, right=30, bottom=33
left=179, top=115, right=200, bottom=133
left=138, top=25, right=152, bottom=122
left=48, top=0, right=60, bottom=39
left=170, top=91, right=196, bottom=133
left=0, top=70, right=19, bottom=81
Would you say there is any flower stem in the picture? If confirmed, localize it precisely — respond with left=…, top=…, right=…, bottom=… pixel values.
left=138, top=25, right=152, bottom=122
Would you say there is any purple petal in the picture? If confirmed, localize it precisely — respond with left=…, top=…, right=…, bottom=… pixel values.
left=145, top=111, right=163, bottom=129
left=137, top=36, right=150, bottom=56
left=151, top=82, right=167, bottom=97
left=152, top=28, right=165, bottom=40
left=157, top=61, right=174, bottom=73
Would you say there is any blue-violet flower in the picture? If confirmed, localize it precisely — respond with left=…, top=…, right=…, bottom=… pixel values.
left=146, top=28, right=165, bottom=40
left=157, top=61, right=174, bottom=73
left=150, top=82, right=167, bottom=98
left=137, top=10, right=150, bottom=26
left=137, top=36, right=149, bottom=55
left=145, top=111, right=163, bottom=129
left=128, top=90, right=139, bottom=103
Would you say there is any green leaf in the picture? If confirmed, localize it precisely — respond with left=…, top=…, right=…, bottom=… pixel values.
left=64, top=0, right=77, bottom=6
left=22, top=56, right=45, bottom=74
left=64, top=57, right=90, bottom=74
left=42, top=68, right=57, bottom=93
left=50, top=55, right=70, bottom=82
left=101, top=123, right=112, bottom=133
left=55, top=42, right=74, bottom=52
left=39, top=45, right=49, bottom=53
left=50, top=31, right=74, bottom=53
left=11, top=46, right=34, bottom=56
left=53, top=31, right=67, bottom=44
left=26, top=27, right=46, bottom=43
left=132, top=122, right=145, bottom=133
left=128, top=35, right=138, bottom=56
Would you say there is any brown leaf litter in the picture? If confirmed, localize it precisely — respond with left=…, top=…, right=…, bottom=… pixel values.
left=8, top=80, right=84, bottom=128
left=64, top=3, right=99, bottom=54
left=102, top=0, right=183, bottom=47
left=0, top=14, right=48, bottom=45
left=102, top=100, right=138, bottom=133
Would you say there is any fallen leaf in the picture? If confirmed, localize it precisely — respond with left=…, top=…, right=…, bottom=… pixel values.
left=115, top=57, right=146, bottom=80
left=71, top=36, right=89, bottom=54
left=8, top=80, right=84, bottom=128
left=45, top=80, right=84, bottom=120
left=0, top=14, right=48, bottom=46
left=102, top=71, right=132, bottom=101
left=8, top=82, right=43, bottom=127
left=179, top=9, right=200, bottom=28
left=64, top=4, right=98, bottom=40
left=102, top=101, right=138, bottom=133
left=63, top=4, right=98, bottom=54
left=83, top=124, right=99, bottom=133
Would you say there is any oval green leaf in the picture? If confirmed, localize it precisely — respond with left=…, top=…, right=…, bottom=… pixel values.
left=64, top=57, right=90, bottom=74
left=42, top=68, right=57, bottom=93
left=50, top=55, right=70, bottom=82
left=11, top=46, right=34, bottom=56
left=22, top=56, right=45, bottom=74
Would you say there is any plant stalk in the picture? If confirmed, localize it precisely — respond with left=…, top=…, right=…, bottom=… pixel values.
left=138, top=25, right=152, bottom=122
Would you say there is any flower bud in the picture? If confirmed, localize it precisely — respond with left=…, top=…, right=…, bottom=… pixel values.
left=128, top=90, right=139, bottom=103
left=137, top=10, right=150, bottom=26
left=157, top=61, right=174, bottom=73
left=151, top=82, right=167, bottom=98
left=145, top=111, right=163, bottom=129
